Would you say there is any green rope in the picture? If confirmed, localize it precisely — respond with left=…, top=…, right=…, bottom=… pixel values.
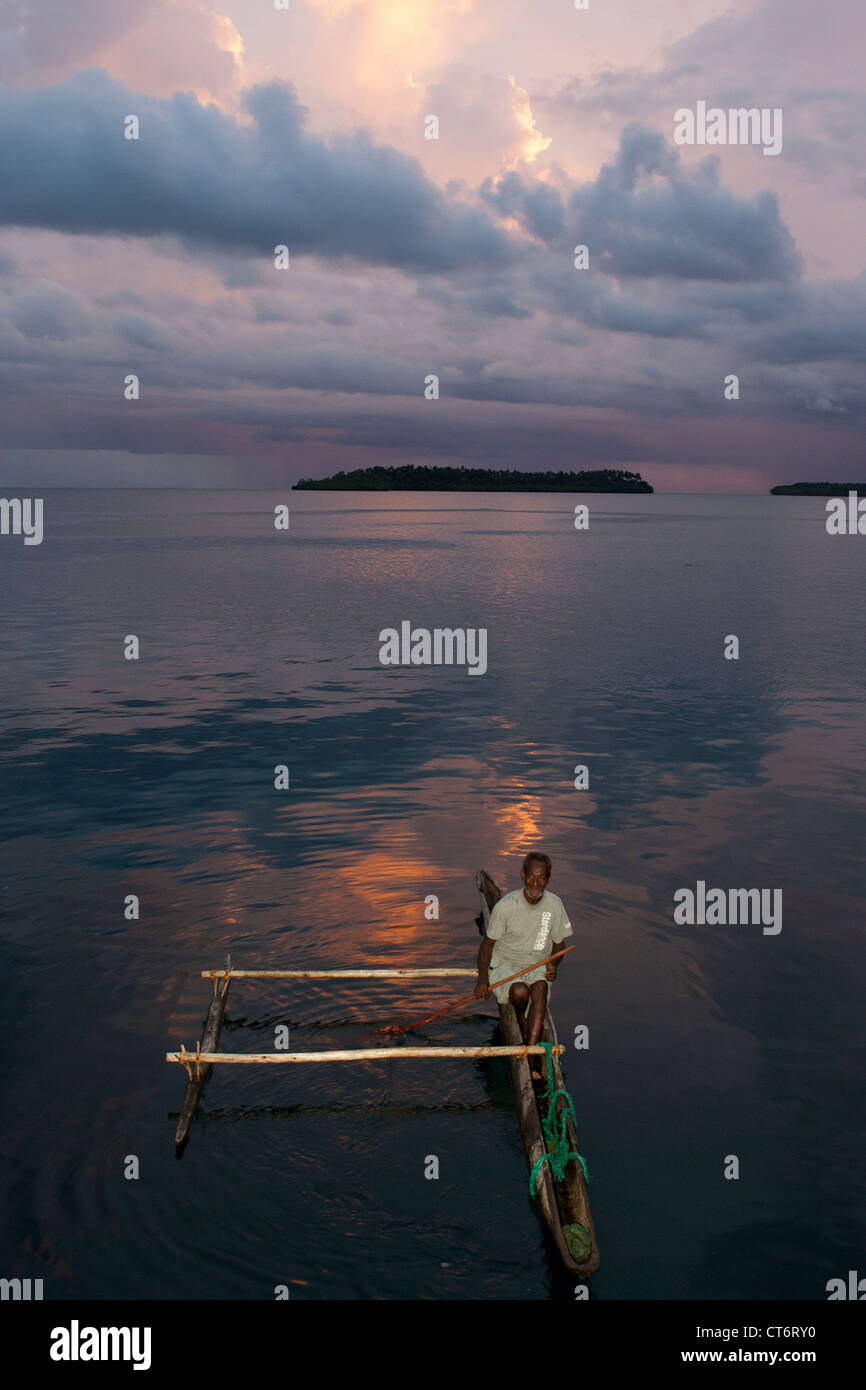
left=528, top=1042, right=590, bottom=1197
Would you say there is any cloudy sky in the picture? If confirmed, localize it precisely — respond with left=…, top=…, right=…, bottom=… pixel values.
left=1, top=0, right=863, bottom=490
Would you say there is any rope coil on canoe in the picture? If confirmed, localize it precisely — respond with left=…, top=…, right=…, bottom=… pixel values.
left=529, top=1042, right=589, bottom=1195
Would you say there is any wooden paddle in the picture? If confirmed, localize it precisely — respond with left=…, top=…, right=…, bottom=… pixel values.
left=377, top=945, right=575, bottom=1034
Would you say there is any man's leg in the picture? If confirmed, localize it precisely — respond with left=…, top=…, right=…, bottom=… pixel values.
left=526, top=980, right=549, bottom=1079
left=509, top=982, right=530, bottom=1040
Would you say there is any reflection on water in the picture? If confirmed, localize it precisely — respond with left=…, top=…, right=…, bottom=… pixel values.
left=0, top=490, right=864, bottom=1300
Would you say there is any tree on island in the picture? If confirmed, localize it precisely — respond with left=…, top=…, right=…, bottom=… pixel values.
left=294, top=464, right=653, bottom=492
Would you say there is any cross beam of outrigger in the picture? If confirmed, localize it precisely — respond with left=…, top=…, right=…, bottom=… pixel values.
left=167, top=953, right=561, bottom=1149
left=200, top=968, right=479, bottom=979
left=169, top=1044, right=562, bottom=1066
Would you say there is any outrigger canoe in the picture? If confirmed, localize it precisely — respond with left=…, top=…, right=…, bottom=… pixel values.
left=477, top=869, right=599, bottom=1276
left=169, top=887, right=599, bottom=1276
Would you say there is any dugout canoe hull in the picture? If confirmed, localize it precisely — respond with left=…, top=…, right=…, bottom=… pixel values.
left=477, top=870, right=599, bottom=1277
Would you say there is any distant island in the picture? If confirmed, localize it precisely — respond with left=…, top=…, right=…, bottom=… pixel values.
left=294, top=465, right=654, bottom=492
left=770, top=482, right=866, bottom=496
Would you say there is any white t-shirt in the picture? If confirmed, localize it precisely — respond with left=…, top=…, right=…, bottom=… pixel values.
left=486, top=889, right=572, bottom=975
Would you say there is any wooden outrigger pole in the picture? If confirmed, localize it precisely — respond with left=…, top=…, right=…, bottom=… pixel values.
left=174, top=951, right=232, bottom=1148
left=168, top=1045, right=563, bottom=1065
left=170, top=959, right=560, bottom=1147
left=201, top=968, right=478, bottom=980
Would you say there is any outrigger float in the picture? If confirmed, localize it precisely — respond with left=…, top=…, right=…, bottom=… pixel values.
left=166, top=870, right=599, bottom=1275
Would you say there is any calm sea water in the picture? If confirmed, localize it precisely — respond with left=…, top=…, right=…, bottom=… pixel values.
left=0, top=489, right=864, bottom=1301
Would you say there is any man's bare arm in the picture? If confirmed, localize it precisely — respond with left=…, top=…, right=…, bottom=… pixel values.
left=474, top=935, right=495, bottom=998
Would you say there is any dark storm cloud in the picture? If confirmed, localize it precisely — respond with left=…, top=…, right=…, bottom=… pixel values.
left=7, top=280, right=91, bottom=339
left=111, top=312, right=169, bottom=350
left=217, top=403, right=658, bottom=465
left=530, top=263, right=711, bottom=339
left=748, top=289, right=866, bottom=364
left=481, top=125, right=802, bottom=283
left=479, top=170, right=566, bottom=243
left=0, top=387, right=631, bottom=459
left=464, top=288, right=530, bottom=318
left=421, top=281, right=531, bottom=318
left=321, top=308, right=354, bottom=326
left=0, top=69, right=516, bottom=272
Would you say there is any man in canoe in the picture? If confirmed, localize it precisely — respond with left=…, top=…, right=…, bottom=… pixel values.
left=474, top=852, right=572, bottom=1080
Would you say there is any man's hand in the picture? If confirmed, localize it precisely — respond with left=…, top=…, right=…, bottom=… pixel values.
left=474, top=975, right=491, bottom=999
left=545, top=964, right=558, bottom=982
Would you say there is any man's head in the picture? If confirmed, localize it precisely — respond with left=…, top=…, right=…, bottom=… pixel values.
left=521, top=851, right=551, bottom=904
